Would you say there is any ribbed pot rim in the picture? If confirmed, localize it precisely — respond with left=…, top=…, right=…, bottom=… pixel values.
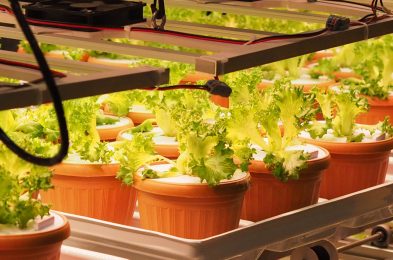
left=248, top=146, right=330, bottom=176
left=116, top=128, right=179, bottom=148
left=134, top=166, right=250, bottom=198
left=96, top=116, right=133, bottom=130
left=0, top=212, right=70, bottom=249
left=364, top=95, right=393, bottom=107
left=51, top=161, right=119, bottom=177
left=301, top=136, right=393, bottom=154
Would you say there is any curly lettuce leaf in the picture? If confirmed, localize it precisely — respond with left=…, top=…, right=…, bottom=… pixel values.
left=115, top=133, right=172, bottom=185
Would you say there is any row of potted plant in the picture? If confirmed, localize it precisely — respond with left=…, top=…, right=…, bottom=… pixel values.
left=2, top=80, right=392, bottom=259
left=43, top=73, right=388, bottom=232
left=308, top=35, right=393, bottom=124
left=3, top=37, right=393, bottom=255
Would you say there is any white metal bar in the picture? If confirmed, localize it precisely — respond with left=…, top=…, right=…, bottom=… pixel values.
left=0, top=24, right=199, bottom=64
left=195, top=17, right=393, bottom=75
left=165, top=0, right=329, bottom=23
left=39, top=66, right=169, bottom=103
left=0, top=63, right=42, bottom=81
left=62, top=181, right=393, bottom=259
left=0, top=50, right=119, bottom=74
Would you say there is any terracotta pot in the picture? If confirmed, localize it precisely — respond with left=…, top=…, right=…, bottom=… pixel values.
left=306, top=62, right=361, bottom=81
left=179, top=73, right=229, bottom=107
left=117, top=128, right=179, bottom=159
left=127, top=105, right=155, bottom=126
left=45, top=51, right=89, bottom=62
left=302, top=137, right=393, bottom=199
left=210, top=94, right=229, bottom=108
left=241, top=146, right=330, bottom=222
left=41, top=162, right=137, bottom=225
left=356, top=95, right=393, bottom=125
left=0, top=212, right=70, bottom=260
left=87, top=57, right=135, bottom=67
left=127, top=111, right=155, bottom=125
left=179, top=72, right=216, bottom=84
left=311, top=50, right=335, bottom=62
left=332, top=69, right=361, bottom=80
left=17, top=46, right=26, bottom=54
left=97, top=116, right=134, bottom=141
left=258, top=78, right=336, bottom=92
left=134, top=166, right=250, bottom=239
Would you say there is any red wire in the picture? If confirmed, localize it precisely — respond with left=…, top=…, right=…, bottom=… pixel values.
left=0, top=4, right=321, bottom=45
left=0, top=58, right=66, bottom=78
left=1, top=1, right=389, bottom=48
left=26, top=18, right=313, bottom=45
left=27, top=19, right=125, bottom=32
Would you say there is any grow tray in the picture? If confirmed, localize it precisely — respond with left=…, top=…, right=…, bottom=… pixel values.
left=61, top=179, right=393, bottom=259
left=1, top=0, right=393, bottom=76
left=0, top=49, right=168, bottom=110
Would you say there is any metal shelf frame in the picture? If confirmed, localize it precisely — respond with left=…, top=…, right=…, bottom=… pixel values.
left=1, top=0, right=392, bottom=76
left=62, top=181, right=393, bottom=259
left=0, top=50, right=169, bottom=110
left=1, top=1, right=393, bottom=257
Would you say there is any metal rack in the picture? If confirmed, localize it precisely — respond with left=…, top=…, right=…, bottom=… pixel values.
left=1, top=0, right=393, bottom=76
left=1, top=0, right=393, bottom=258
left=61, top=180, right=393, bottom=259
left=0, top=49, right=168, bottom=110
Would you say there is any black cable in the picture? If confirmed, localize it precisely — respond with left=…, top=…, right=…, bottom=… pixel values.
left=144, top=80, right=232, bottom=97
left=1, top=0, right=69, bottom=166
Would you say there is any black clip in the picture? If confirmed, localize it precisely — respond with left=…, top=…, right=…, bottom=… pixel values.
left=151, top=0, right=166, bottom=30
left=205, top=80, right=232, bottom=97
left=326, top=15, right=350, bottom=31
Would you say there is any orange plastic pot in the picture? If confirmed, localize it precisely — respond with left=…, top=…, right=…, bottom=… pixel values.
left=241, top=147, right=330, bottom=222
left=134, top=170, right=250, bottom=239
left=356, top=95, right=393, bottom=125
left=97, top=116, right=134, bottom=141
left=127, top=106, right=155, bottom=125
left=210, top=94, right=229, bottom=108
left=0, top=212, right=70, bottom=260
left=45, top=51, right=90, bottom=62
left=87, top=57, right=134, bottom=67
left=179, top=72, right=217, bottom=84
left=302, top=137, right=393, bottom=199
left=17, top=46, right=26, bottom=54
left=41, top=162, right=137, bottom=225
left=117, top=128, right=180, bottom=158
left=332, top=70, right=361, bottom=80
left=306, top=62, right=361, bottom=81
left=180, top=73, right=228, bottom=107
left=311, top=50, right=335, bottom=62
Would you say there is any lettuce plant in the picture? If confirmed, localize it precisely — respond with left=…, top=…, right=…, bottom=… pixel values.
left=308, top=88, right=370, bottom=142
left=312, top=35, right=393, bottom=99
left=227, top=79, right=316, bottom=181
left=169, top=92, right=244, bottom=186
left=114, top=89, right=235, bottom=186
left=0, top=110, right=55, bottom=229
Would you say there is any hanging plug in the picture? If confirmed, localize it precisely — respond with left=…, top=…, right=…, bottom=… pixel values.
left=205, top=80, right=232, bottom=97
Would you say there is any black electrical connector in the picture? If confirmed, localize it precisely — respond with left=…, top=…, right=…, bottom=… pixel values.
left=205, top=80, right=232, bottom=97
left=326, top=15, right=351, bottom=31
left=144, top=80, right=232, bottom=99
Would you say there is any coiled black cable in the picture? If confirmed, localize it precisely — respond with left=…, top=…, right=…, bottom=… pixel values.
left=0, top=0, right=69, bottom=166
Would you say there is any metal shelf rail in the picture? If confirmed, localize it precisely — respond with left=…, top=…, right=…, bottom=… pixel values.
left=1, top=0, right=392, bottom=76
left=0, top=49, right=169, bottom=110
left=62, top=181, right=393, bottom=259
